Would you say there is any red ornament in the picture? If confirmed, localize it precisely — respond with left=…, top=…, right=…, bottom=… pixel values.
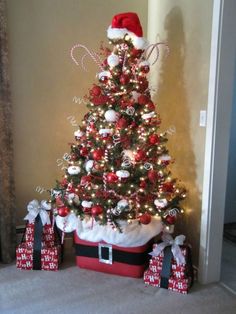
left=58, top=206, right=70, bottom=217
left=149, top=134, right=159, bottom=145
left=92, top=95, right=109, bottom=106
left=116, top=117, right=129, bottom=129
left=148, top=170, right=158, bottom=183
left=147, top=101, right=155, bottom=110
left=165, top=215, right=176, bottom=225
left=99, top=75, right=109, bottom=83
left=120, top=74, right=130, bottom=85
left=106, top=172, right=118, bottom=183
left=139, top=213, right=151, bottom=225
left=135, top=149, right=146, bottom=162
left=92, top=149, right=104, bottom=161
left=91, top=205, right=103, bottom=216
left=162, top=182, right=174, bottom=193
left=61, top=178, right=68, bottom=187
left=141, top=65, right=150, bottom=74
left=139, top=180, right=147, bottom=188
left=138, top=78, right=148, bottom=92
left=71, top=153, right=78, bottom=161
left=90, top=85, right=101, bottom=96
left=131, top=48, right=142, bottom=58
left=80, top=175, right=92, bottom=186
left=80, top=147, right=89, bottom=157
left=138, top=94, right=149, bottom=105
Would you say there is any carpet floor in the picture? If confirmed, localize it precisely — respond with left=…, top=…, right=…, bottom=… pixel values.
left=221, top=239, right=236, bottom=292
left=1, top=252, right=236, bottom=314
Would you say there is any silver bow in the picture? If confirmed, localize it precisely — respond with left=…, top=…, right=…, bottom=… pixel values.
left=150, top=233, right=186, bottom=265
left=24, top=200, right=51, bottom=226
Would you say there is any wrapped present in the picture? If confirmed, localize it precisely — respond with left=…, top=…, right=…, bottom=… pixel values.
left=16, top=243, right=61, bottom=271
left=25, top=223, right=55, bottom=248
left=144, top=234, right=194, bottom=294
left=74, top=232, right=152, bottom=278
left=16, top=200, right=62, bottom=271
left=144, top=269, right=191, bottom=294
left=149, top=259, right=186, bottom=279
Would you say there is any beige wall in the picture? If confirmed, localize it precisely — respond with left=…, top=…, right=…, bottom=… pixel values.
left=6, top=0, right=148, bottom=225
left=148, top=0, right=213, bottom=263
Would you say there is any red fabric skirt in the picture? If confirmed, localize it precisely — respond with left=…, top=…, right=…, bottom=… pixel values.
left=74, top=233, right=152, bottom=278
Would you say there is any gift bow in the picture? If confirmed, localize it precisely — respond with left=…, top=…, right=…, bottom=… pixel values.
left=24, top=200, right=51, bottom=226
left=150, top=234, right=186, bottom=265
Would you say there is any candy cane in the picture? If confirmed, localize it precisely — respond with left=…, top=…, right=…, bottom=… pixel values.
left=71, top=43, right=104, bottom=72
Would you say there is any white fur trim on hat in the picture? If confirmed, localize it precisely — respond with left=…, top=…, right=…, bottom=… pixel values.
left=107, top=26, right=148, bottom=49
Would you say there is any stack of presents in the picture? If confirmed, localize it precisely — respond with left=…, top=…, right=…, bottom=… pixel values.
left=144, top=234, right=194, bottom=294
left=16, top=200, right=193, bottom=294
left=16, top=200, right=61, bottom=271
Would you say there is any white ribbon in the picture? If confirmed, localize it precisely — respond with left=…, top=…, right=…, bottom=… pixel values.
left=150, top=233, right=186, bottom=265
left=24, top=200, right=51, bottom=226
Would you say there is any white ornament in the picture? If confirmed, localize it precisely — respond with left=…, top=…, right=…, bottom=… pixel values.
left=85, top=160, right=94, bottom=172
left=144, top=162, right=153, bottom=170
left=117, top=199, right=129, bottom=209
left=116, top=170, right=130, bottom=178
left=99, top=128, right=113, bottom=137
left=154, top=198, right=168, bottom=208
left=51, top=189, right=62, bottom=197
left=67, top=193, right=80, bottom=205
left=107, top=53, right=120, bottom=67
left=98, top=71, right=111, bottom=80
left=122, top=150, right=135, bottom=162
left=68, top=166, right=81, bottom=175
left=142, top=111, right=155, bottom=120
left=104, top=109, right=119, bottom=122
left=139, top=60, right=150, bottom=68
left=159, top=155, right=171, bottom=161
left=56, top=212, right=78, bottom=233
left=126, top=107, right=135, bottom=116
left=81, top=200, right=93, bottom=208
left=74, top=129, right=84, bottom=138
left=132, top=91, right=141, bottom=102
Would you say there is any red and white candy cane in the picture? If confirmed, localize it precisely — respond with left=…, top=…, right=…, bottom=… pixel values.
left=70, top=43, right=104, bottom=72
left=142, top=42, right=169, bottom=65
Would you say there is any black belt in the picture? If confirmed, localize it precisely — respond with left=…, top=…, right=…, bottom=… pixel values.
left=75, top=243, right=150, bottom=266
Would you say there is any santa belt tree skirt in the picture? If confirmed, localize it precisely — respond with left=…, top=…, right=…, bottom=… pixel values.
left=74, top=233, right=152, bottom=278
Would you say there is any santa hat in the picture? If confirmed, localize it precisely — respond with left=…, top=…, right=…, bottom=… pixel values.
left=107, top=12, right=147, bottom=50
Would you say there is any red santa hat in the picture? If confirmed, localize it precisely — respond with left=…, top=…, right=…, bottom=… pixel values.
left=107, top=12, right=147, bottom=50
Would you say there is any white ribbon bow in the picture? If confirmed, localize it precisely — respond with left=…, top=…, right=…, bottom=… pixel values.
left=150, top=233, right=186, bottom=265
left=24, top=200, right=51, bottom=226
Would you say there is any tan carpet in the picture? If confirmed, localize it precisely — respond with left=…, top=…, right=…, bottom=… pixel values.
left=1, top=253, right=236, bottom=314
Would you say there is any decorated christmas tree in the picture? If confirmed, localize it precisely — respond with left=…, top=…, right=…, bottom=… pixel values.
left=50, top=12, right=186, bottom=247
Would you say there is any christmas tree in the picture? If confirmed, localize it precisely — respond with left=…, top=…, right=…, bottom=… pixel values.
left=50, top=13, right=186, bottom=243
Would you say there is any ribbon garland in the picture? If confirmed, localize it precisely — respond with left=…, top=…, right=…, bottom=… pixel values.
left=24, top=200, right=51, bottom=226
left=149, top=233, right=186, bottom=265
left=143, top=42, right=169, bottom=65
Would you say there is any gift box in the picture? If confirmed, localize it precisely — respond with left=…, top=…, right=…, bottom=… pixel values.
left=143, top=234, right=194, bottom=294
left=74, top=232, right=152, bottom=278
left=144, top=269, right=191, bottom=294
left=149, top=258, right=186, bottom=279
left=16, top=243, right=61, bottom=271
left=24, top=223, right=55, bottom=248
left=16, top=200, right=62, bottom=271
